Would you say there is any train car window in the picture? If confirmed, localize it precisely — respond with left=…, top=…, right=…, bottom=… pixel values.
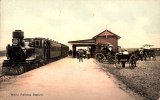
left=35, top=40, right=41, bottom=46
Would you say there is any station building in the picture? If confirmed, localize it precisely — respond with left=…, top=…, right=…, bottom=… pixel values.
left=68, top=29, right=121, bottom=57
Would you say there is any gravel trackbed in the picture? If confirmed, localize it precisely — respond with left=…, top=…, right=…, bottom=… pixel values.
left=100, top=56, right=160, bottom=100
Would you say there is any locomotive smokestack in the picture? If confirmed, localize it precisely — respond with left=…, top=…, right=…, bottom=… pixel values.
left=12, top=30, right=25, bottom=46
left=12, top=30, right=24, bottom=39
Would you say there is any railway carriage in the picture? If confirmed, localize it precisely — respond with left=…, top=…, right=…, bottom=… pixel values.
left=60, top=43, right=69, bottom=57
left=2, top=30, right=69, bottom=75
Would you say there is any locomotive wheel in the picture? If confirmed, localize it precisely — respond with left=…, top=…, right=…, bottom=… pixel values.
left=95, top=53, right=105, bottom=63
left=151, top=54, right=156, bottom=61
left=8, top=66, right=25, bottom=75
left=18, top=66, right=24, bottom=74
left=2, top=67, right=10, bottom=75
left=14, top=67, right=19, bottom=75
left=2, top=64, right=25, bottom=75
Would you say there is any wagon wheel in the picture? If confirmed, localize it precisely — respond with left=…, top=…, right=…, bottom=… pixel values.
left=115, top=55, right=122, bottom=68
left=107, top=55, right=115, bottom=64
left=143, top=53, right=148, bottom=60
left=18, top=66, right=25, bottom=74
left=152, top=55, right=156, bottom=61
left=129, top=55, right=136, bottom=69
left=151, top=53, right=156, bottom=61
left=95, top=53, right=106, bottom=63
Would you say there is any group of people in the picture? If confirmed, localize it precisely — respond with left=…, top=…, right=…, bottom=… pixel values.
left=77, top=49, right=91, bottom=62
left=68, top=49, right=91, bottom=62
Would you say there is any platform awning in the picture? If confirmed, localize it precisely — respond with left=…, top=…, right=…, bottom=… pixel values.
left=68, top=39, right=96, bottom=46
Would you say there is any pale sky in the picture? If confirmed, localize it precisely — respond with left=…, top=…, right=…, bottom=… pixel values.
left=0, top=0, right=160, bottom=50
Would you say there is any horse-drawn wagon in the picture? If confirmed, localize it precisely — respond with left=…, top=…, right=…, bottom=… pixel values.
left=139, top=46, right=156, bottom=61
left=94, top=43, right=115, bottom=64
left=94, top=43, right=139, bottom=69
left=115, top=50, right=139, bottom=69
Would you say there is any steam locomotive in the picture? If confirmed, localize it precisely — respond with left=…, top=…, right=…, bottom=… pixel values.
left=2, top=30, right=69, bottom=75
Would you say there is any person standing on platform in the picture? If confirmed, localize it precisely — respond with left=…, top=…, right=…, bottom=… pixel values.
left=86, top=50, right=90, bottom=59
left=68, top=50, right=72, bottom=56
left=78, top=49, right=84, bottom=62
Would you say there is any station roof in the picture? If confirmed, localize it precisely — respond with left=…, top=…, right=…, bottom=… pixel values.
left=92, top=29, right=121, bottom=39
left=68, top=39, right=96, bottom=45
left=68, top=29, right=121, bottom=46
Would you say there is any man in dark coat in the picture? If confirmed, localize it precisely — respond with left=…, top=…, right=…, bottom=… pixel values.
left=78, top=49, right=84, bottom=62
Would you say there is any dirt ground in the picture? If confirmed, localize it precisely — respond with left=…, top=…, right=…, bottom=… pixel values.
left=99, top=56, right=160, bottom=100
left=0, top=58, right=136, bottom=100
left=1, top=56, right=160, bottom=100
